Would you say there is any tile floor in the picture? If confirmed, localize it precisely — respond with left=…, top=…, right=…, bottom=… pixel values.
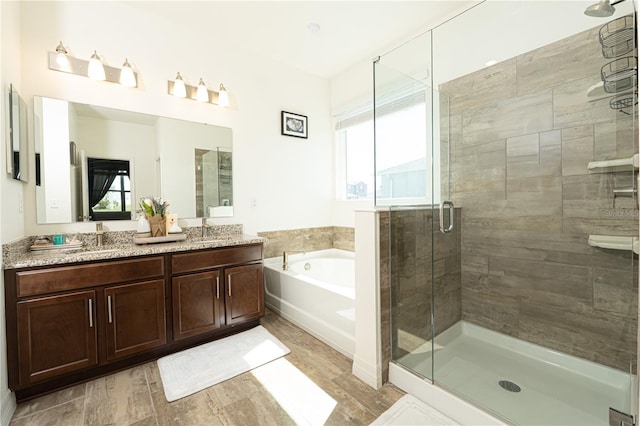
left=10, top=309, right=405, bottom=425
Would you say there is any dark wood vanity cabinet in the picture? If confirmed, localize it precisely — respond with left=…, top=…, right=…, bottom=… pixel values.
left=171, top=244, right=264, bottom=340
left=8, top=256, right=166, bottom=389
left=5, top=243, right=264, bottom=401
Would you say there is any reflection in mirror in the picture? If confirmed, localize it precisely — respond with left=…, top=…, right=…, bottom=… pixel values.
left=88, top=158, right=131, bottom=220
left=34, top=96, right=233, bottom=224
left=9, top=84, right=28, bottom=182
left=195, top=148, right=233, bottom=217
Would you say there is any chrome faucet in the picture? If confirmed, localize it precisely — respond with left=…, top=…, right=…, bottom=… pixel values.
left=95, top=222, right=104, bottom=247
left=282, top=250, right=305, bottom=271
left=202, top=217, right=210, bottom=238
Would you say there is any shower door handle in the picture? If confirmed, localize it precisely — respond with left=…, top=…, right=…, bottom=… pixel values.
left=439, top=201, right=454, bottom=234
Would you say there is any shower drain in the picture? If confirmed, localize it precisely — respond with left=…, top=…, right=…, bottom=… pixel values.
left=498, top=380, right=521, bottom=393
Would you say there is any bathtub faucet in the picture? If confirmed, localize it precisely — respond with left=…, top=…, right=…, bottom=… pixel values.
left=282, top=250, right=305, bottom=271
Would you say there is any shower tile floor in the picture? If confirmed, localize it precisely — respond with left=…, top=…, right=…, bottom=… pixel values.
left=398, top=321, right=634, bottom=425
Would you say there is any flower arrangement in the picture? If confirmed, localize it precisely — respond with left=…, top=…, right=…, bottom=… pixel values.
left=140, top=196, right=170, bottom=237
left=139, top=196, right=170, bottom=218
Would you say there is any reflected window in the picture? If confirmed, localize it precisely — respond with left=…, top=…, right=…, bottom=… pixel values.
left=88, top=158, right=131, bottom=220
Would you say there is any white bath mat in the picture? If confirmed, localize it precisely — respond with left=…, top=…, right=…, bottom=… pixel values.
left=370, top=394, right=459, bottom=426
left=157, top=325, right=290, bottom=402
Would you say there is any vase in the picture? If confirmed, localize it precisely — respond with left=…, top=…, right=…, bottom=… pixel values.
left=147, top=215, right=166, bottom=237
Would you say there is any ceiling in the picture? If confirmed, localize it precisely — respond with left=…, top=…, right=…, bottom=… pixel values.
left=124, top=1, right=479, bottom=79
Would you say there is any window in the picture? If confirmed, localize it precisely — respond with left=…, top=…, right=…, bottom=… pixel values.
left=335, top=109, right=374, bottom=200
left=335, top=86, right=439, bottom=205
left=88, top=158, right=131, bottom=220
left=375, top=102, right=428, bottom=202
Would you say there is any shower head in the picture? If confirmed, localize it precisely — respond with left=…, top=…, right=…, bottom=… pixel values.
left=584, top=0, right=615, bottom=17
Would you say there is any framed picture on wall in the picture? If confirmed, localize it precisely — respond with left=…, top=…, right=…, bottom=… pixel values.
left=281, top=111, right=308, bottom=139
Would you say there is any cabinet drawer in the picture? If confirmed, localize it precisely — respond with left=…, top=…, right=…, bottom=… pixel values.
left=172, top=244, right=263, bottom=274
left=16, top=256, right=165, bottom=297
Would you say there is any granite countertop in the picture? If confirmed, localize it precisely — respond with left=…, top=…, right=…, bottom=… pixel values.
left=3, top=226, right=266, bottom=270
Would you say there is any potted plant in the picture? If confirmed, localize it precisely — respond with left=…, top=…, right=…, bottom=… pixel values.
left=140, top=196, right=170, bottom=237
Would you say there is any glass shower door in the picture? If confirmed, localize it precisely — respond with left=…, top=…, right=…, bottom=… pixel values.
left=375, top=41, right=454, bottom=384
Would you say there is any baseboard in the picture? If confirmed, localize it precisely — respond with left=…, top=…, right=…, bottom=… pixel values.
left=352, top=355, right=382, bottom=389
left=0, top=390, right=16, bottom=426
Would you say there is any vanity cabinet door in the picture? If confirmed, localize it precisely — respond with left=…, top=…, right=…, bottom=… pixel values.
left=224, top=263, right=264, bottom=325
left=172, top=270, right=225, bottom=340
left=104, top=279, right=166, bottom=361
left=17, top=290, right=98, bottom=385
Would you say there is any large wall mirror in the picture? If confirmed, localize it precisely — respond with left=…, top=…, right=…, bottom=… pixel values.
left=34, top=96, right=233, bottom=224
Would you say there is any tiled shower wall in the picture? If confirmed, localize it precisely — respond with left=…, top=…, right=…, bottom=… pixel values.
left=257, top=226, right=354, bottom=259
left=441, top=22, right=638, bottom=371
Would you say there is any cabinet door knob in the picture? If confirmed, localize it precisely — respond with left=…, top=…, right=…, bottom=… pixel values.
left=228, top=276, right=232, bottom=297
left=216, top=276, right=220, bottom=300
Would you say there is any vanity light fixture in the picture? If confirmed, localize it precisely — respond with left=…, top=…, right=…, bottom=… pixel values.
left=47, top=42, right=139, bottom=88
left=173, top=72, right=187, bottom=98
left=217, top=83, right=229, bottom=107
left=196, top=78, right=209, bottom=102
left=167, top=75, right=229, bottom=107
left=55, top=41, right=70, bottom=69
left=119, top=59, right=137, bottom=88
left=87, top=50, right=106, bottom=81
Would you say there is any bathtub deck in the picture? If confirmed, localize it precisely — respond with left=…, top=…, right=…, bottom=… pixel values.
left=397, top=321, right=634, bottom=425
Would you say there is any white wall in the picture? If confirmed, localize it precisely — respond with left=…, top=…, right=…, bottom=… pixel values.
left=0, top=1, right=22, bottom=423
left=19, top=1, right=333, bottom=236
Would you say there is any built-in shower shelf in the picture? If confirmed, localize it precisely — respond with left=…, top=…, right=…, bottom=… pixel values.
left=588, top=234, right=639, bottom=254
left=587, top=153, right=639, bottom=173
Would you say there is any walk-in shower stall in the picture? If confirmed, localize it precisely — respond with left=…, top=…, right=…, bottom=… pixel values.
left=377, top=1, right=639, bottom=424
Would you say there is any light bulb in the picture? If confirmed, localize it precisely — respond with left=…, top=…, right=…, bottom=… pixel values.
left=120, top=59, right=136, bottom=87
left=87, top=50, right=105, bottom=80
left=218, top=83, right=229, bottom=107
left=173, top=72, right=186, bottom=98
left=196, top=78, right=209, bottom=102
left=55, top=41, right=69, bottom=69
